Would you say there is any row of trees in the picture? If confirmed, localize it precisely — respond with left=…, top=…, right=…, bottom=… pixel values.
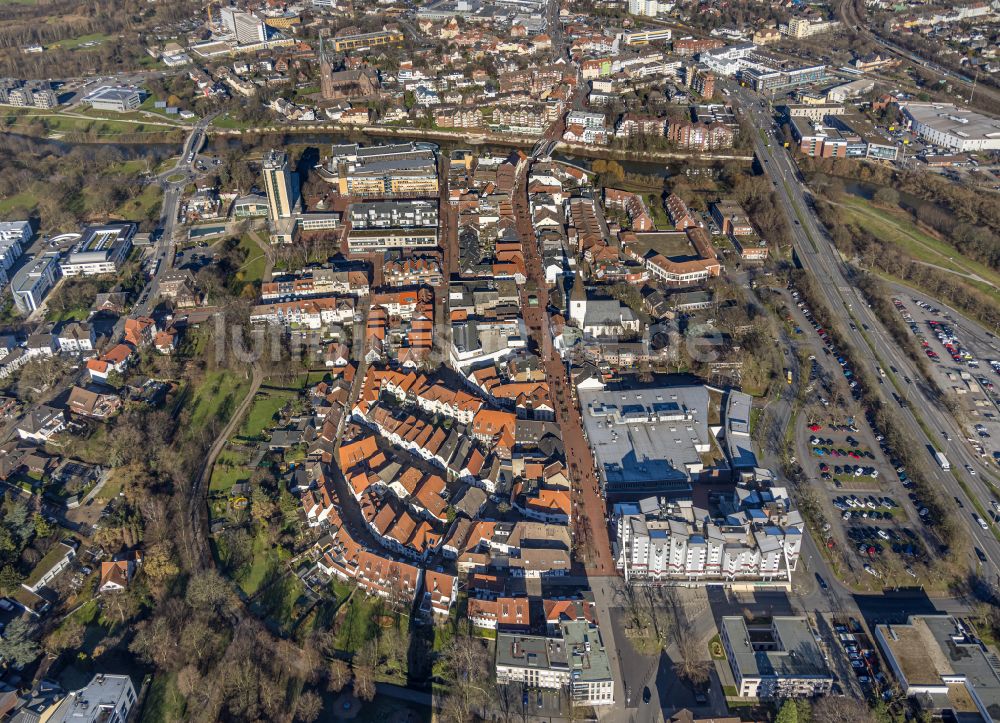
left=811, top=196, right=1000, bottom=333
left=775, top=695, right=920, bottom=723
left=791, top=270, right=967, bottom=569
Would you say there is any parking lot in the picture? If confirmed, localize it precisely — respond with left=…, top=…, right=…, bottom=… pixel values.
left=831, top=616, right=890, bottom=700
left=775, top=283, right=942, bottom=588
left=892, top=295, right=1000, bottom=470
left=800, top=416, right=931, bottom=587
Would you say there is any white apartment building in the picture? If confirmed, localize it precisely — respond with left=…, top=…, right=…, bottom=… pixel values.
left=57, top=322, right=96, bottom=353
left=348, top=200, right=438, bottom=229
left=783, top=17, right=841, bottom=38
left=59, top=223, right=135, bottom=277
left=221, top=7, right=268, bottom=45
left=721, top=616, right=833, bottom=699
left=613, top=489, right=802, bottom=584
left=495, top=620, right=614, bottom=707
left=699, top=43, right=757, bottom=76
left=48, top=674, right=137, bottom=723
left=11, top=252, right=60, bottom=314
left=249, top=296, right=356, bottom=329
left=0, top=220, right=30, bottom=272
left=566, top=111, right=606, bottom=130
left=628, top=0, right=662, bottom=16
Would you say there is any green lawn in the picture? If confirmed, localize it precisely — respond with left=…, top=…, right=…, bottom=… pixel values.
left=239, top=530, right=280, bottom=597
left=186, top=370, right=251, bottom=435
left=212, top=113, right=253, bottom=130
left=294, top=85, right=320, bottom=99
left=334, top=592, right=380, bottom=655
left=0, top=108, right=183, bottom=139
left=142, top=673, right=187, bottom=723
left=235, top=233, right=267, bottom=287
left=840, top=196, right=1000, bottom=297
left=137, top=95, right=187, bottom=121
left=250, top=567, right=307, bottom=633
left=209, top=461, right=251, bottom=494
left=95, top=468, right=128, bottom=501
left=48, top=33, right=111, bottom=51
left=46, top=306, right=89, bottom=324
left=115, top=182, right=163, bottom=222
left=239, top=390, right=297, bottom=440
left=0, top=189, right=40, bottom=215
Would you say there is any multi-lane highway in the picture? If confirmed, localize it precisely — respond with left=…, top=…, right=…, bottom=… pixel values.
left=728, top=81, right=1000, bottom=584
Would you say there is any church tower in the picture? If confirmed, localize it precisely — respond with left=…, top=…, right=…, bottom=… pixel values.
left=569, top=273, right=587, bottom=327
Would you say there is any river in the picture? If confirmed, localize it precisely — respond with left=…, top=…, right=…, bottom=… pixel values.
left=13, top=126, right=742, bottom=183
left=842, top=180, right=926, bottom=216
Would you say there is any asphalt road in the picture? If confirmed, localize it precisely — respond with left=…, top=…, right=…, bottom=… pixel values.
left=728, top=80, right=1000, bottom=587
left=111, top=116, right=213, bottom=341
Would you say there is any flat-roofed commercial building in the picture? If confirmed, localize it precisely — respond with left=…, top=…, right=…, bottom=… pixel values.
left=59, top=223, right=135, bottom=277
left=83, top=85, right=142, bottom=112
left=900, top=102, right=1000, bottom=152
left=875, top=614, right=1000, bottom=719
left=721, top=616, right=833, bottom=699
left=320, top=143, right=439, bottom=198
left=578, top=386, right=713, bottom=497
left=0, top=220, right=30, bottom=273
left=332, top=30, right=404, bottom=52
left=741, top=64, right=826, bottom=93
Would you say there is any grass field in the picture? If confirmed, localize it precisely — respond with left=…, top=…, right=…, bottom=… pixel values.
left=114, top=182, right=163, bottom=221
left=137, top=95, right=189, bottom=121
left=840, top=196, right=1000, bottom=297
left=0, top=189, right=40, bottom=216
left=239, top=530, right=278, bottom=597
left=250, top=565, right=307, bottom=633
left=142, top=673, right=187, bottom=723
left=48, top=33, right=111, bottom=51
left=95, top=467, right=129, bottom=500
left=208, top=459, right=252, bottom=494
left=334, top=592, right=380, bottom=655
left=45, top=306, right=89, bottom=323
left=627, top=231, right=695, bottom=259
left=239, top=390, right=297, bottom=440
left=212, top=113, right=253, bottom=130
left=0, top=107, right=183, bottom=140
left=235, top=233, right=267, bottom=287
left=186, top=370, right=251, bottom=435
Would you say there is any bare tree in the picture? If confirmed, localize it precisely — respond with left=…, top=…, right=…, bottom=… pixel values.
left=437, top=633, right=494, bottom=722
left=661, top=587, right=711, bottom=686
left=294, top=691, right=324, bottom=722
left=491, top=681, right=522, bottom=723
left=353, top=641, right=377, bottom=702
left=327, top=659, right=351, bottom=693
left=811, top=695, right=875, bottom=723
